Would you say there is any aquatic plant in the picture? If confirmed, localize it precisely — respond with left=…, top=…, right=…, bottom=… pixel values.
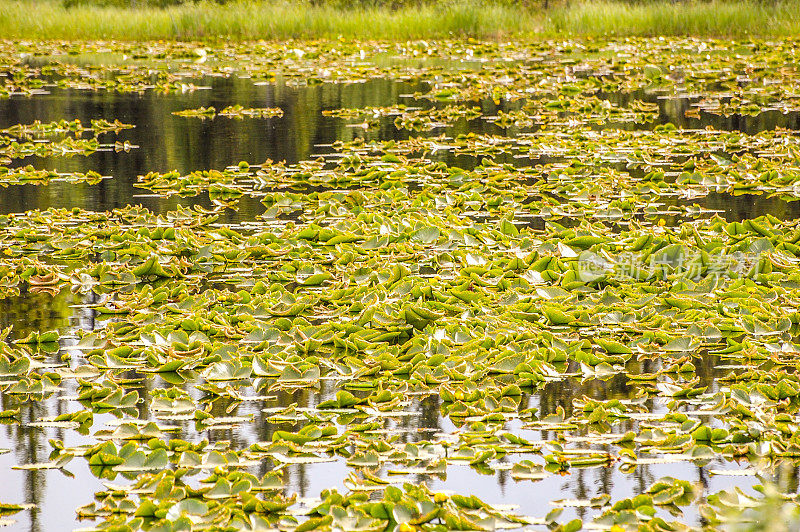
left=1, top=37, right=800, bottom=530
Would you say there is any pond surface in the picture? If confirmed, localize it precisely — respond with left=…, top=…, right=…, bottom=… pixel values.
left=2, top=39, right=800, bottom=532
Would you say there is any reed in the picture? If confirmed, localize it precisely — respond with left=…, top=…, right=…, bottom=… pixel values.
left=552, top=0, right=800, bottom=37
left=0, top=0, right=540, bottom=40
left=0, top=0, right=798, bottom=40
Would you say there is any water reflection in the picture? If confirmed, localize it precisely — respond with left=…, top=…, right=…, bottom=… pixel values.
left=0, top=76, right=427, bottom=216
left=0, top=322, right=794, bottom=531
left=1, top=63, right=799, bottom=532
left=675, top=191, right=800, bottom=222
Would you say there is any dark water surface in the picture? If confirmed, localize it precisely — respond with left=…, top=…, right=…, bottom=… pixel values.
left=0, top=76, right=422, bottom=219
left=2, top=69, right=800, bottom=532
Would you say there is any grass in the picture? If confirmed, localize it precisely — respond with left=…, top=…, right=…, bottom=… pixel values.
left=0, top=0, right=799, bottom=40
left=0, top=0, right=541, bottom=40
left=551, top=0, right=800, bottom=37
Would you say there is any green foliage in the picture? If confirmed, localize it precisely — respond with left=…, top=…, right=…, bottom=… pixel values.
left=551, top=0, right=800, bottom=36
left=1, top=0, right=799, bottom=39
left=62, top=0, right=186, bottom=8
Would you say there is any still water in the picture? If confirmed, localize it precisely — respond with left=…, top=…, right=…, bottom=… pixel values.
left=1, top=69, right=800, bottom=531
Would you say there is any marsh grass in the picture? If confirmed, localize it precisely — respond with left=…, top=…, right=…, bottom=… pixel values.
left=0, top=0, right=799, bottom=40
left=551, top=0, right=800, bottom=37
left=0, top=0, right=540, bottom=40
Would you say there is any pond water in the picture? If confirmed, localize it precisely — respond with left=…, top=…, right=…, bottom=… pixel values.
left=2, top=40, right=800, bottom=532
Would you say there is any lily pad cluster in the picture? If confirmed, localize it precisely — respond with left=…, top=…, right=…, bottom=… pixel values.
left=0, top=118, right=135, bottom=185
left=2, top=37, right=800, bottom=531
left=173, top=106, right=284, bottom=120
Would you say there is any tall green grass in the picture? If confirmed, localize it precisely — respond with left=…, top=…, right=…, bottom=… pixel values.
left=0, top=0, right=799, bottom=40
left=552, top=0, right=800, bottom=37
left=0, top=0, right=542, bottom=40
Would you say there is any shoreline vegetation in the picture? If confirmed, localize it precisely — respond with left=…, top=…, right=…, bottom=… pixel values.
left=0, top=0, right=799, bottom=40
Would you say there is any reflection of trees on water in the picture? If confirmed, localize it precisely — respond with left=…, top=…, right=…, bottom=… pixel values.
left=262, top=384, right=328, bottom=498
left=416, top=393, right=441, bottom=437
left=22, top=417, right=44, bottom=532
left=0, top=286, right=73, bottom=532
left=2, top=73, right=800, bottom=529
left=2, top=392, right=49, bottom=532
left=0, top=288, right=72, bottom=337
left=1, top=276, right=797, bottom=529
left=0, top=286, right=104, bottom=532
left=0, top=77, right=429, bottom=217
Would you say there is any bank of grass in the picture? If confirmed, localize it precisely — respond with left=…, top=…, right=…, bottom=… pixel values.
left=0, top=0, right=799, bottom=40
left=0, top=0, right=541, bottom=39
left=550, top=0, right=800, bottom=37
